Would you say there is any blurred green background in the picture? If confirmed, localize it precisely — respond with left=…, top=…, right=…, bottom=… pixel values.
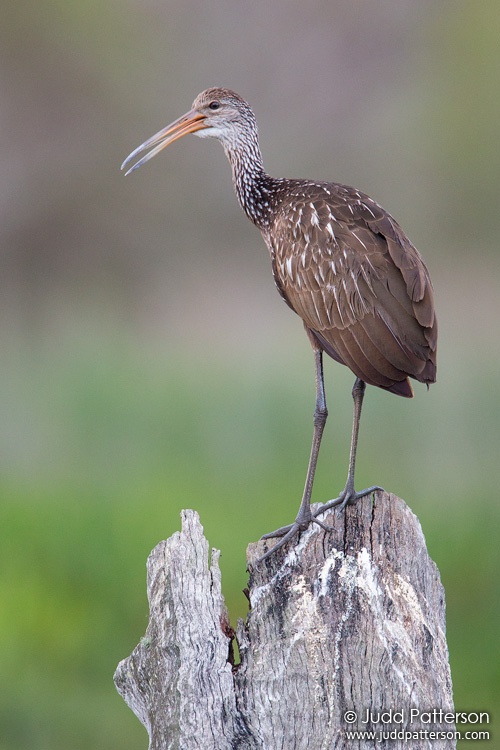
left=1, top=1, right=499, bottom=747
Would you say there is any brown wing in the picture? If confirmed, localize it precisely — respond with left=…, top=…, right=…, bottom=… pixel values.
left=267, top=182, right=437, bottom=396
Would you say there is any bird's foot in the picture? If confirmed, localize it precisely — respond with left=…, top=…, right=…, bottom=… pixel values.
left=258, top=521, right=304, bottom=562
left=258, top=509, right=334, bottom=562
left=257, top=484, right=383, bottom=564
left=313, top=483, right=383, bottom=519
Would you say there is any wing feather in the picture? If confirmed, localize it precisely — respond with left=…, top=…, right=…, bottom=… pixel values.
left=267, top=181, right=437, bottom=392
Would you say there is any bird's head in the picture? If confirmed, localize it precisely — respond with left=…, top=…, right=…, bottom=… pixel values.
left=121, top=88, right=257, bottom=175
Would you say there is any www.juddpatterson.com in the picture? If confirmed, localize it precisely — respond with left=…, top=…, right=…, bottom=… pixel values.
left=343, top=708, right=490, bottom=726
left=344, top=728, right=489, bottom=743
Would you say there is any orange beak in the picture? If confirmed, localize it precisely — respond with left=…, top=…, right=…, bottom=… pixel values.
left=121, top=110, right=208, bottom=175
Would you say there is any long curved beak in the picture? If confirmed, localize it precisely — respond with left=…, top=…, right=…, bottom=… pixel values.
left=121, top=109, right=207, bottom=175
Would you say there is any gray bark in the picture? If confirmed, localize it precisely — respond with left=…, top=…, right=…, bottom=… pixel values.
left=114, top=492, right=455, bottom=749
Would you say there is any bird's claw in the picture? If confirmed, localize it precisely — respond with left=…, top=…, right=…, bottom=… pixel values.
left=313, top=484, right=383, bottom=518
left=261, top=523, right=295, bottom=540
left=257, top=485, right=382, bottom=564
left=258, top=522, right=302, bottom=562
left=259, top=511, right=321, bottom=561
left=258, top=513, right=339, bottom=562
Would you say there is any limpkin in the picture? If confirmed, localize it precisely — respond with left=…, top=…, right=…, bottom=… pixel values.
left=122, top=88, right=437, bottom=560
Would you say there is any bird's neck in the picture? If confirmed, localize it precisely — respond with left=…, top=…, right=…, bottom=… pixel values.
left=222, top=139, right=276, bottom=230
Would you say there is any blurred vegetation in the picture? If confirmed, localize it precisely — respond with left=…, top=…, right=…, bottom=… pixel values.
left=1, top=1, right=499, bottom=748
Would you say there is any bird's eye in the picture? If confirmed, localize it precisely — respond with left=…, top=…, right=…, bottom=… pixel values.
left=209, top=101, right=220, bottom=111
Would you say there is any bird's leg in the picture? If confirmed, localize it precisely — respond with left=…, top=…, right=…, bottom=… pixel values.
left=313, top=377, right=382, bottom=520
left=259, top=343, right=328, bottom=559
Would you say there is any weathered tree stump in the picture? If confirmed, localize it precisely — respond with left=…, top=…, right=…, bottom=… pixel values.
left=114, top=492, right=455, bottom=749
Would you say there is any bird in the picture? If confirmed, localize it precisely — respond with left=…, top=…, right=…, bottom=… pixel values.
left=121, top=87, right=437, bottom=561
